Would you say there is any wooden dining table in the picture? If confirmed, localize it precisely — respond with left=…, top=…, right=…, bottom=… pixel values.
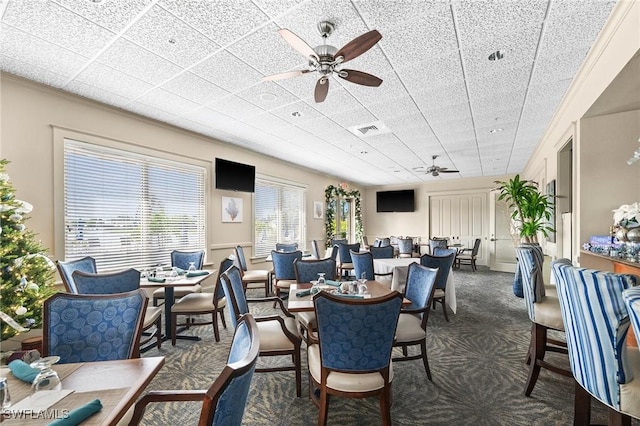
left=1, top=356, right=164, bottom=425
left=140, top=271, right=214, bottom=342
left=287, top=280, right=411, bottom=312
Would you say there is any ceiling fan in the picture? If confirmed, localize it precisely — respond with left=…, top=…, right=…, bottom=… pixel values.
left=263, top=21, right=383, bottom=103
left=423, top=155, right=460, bottom=177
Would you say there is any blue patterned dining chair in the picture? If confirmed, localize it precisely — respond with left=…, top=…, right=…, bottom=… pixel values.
left=553, top=262, right=640, bottom=424
left=272, top=250, right=303, bottom=299
left=351, top=250, right=392, bottom=282
left=71, top=268, right=162, bottom=351
left=152, top=249, right=205, bottom=306
left=275, top=242, right=299, bottom=252
left=309, top=290, right=403, bottom=426
left=170, top=258, right=231, bottom=344
left=370, top=245, right=394, bottom=259
left=428, top=238, right=448, bottom=255
left=397, top=237, right=414, bottom=258
left=517, top=248, right=571, bottom=397
left=221, top=265, right=302, bottom=397
left=293, top=258, right=338, bottom=341
left=392, top=263, right=439, bottom=380
left=42, top=289, right=147, bottom=363
left=56, top=256, right=97, bottom=293
left=330, top=238, right=347, bottom=246
left=420, top=250, right=456, bottom=322
left=130, top=314, right=259, bottom=426
left=233, top=246, right=271, bottom=297
left=336, top=242, right=360, bottom=278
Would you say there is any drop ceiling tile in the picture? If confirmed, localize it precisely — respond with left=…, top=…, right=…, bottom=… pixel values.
left=366, top=96, right=421, bottom=122
left=412, top=81, right=468, bottom=112
left=209, top=95, right=265, bottom=120
left=3, top=1, right=115, bottom=56
left=183, top=107, right=236, bottom=128
left=191, top=50, right=264, bottom=93
left=124, top=5, right=219, bottom=67
left=136, top=88, right=200, bottom=116
left=271, top=101, right=324, bottom=124
left=127, top=101, right=178, bottom=124
left=243, top=112, right=291, bottom=132
left=0, top=24, right=89, bottom=83
left=253, top=0, right=305, bottom=19
left=309, top=86, right=362, bottom=115
left=342, top=71, right=407, bottom=106
left=161, top=72, right=231, bottom=105
left=159, top=0, right=267, bottom=46
left=1, top=54, right=69, bottom=88
left=295, top=116, right=342, bottom=136
left=532, top=48, right=589, bottom=85
left=236, top=81, right=299, bottom=110
left=55, top=0, right=153, bottom=33
left=227, top=23, right=306, bottom=77
left=75, top=62, right=154, bottom=100
left=96, top=38, right=183, bottom=86
left=396, top=52, right=465, bottom=93
left=423, top=103, right=472, bottom=127
left=328, top=107, right=376, bottom=128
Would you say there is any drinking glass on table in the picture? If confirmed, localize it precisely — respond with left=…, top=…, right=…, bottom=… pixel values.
left=31, top=356, right=61, bottom=394
left=0, top=376, right=11, bottom=409
left=359, top=272, right=368, bottom=295
left=188, top=262, right=197, bottom=272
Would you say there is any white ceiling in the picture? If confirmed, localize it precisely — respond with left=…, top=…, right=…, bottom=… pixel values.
left=0, top=0, right=617, bottom=186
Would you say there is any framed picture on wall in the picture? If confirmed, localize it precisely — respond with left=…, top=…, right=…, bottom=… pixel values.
left=313, top=201, right=323, bottom=219
left=222, top=197, right=242, bottom=222
left=546, top=180, right=556, bottom=242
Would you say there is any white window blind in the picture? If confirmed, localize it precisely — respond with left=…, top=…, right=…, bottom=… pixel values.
left=64, top=139, right=206, bottom=270
left=254, top=178, right=305, bottom=257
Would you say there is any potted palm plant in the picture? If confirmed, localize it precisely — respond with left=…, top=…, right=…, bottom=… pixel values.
left=494, top=175, right=554, bottom=297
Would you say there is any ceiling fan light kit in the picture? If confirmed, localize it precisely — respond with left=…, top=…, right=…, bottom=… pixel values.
left=264, top=21, right=384, bottom=103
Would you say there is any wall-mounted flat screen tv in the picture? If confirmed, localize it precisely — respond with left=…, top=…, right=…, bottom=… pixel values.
left=215, top=158, right=255, bottom=193
left=376, top=189, right=415, bottom=212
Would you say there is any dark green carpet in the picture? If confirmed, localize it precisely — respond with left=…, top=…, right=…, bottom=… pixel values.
left=137, top=267, right=637, bottom=425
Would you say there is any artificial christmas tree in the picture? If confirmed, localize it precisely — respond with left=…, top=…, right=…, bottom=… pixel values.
left=0, top=159, right=56, bottom=341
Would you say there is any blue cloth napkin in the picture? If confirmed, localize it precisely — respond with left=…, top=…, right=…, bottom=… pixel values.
left=324, top=280, right=341, bottom=287
left=8, top=359, right=39, bottom=383
left=147, top=276, right=166, bottom=283
left=296, top=289, right=312, bottom=297
left=175, top=267, right=186, bottom=275
left=186, top=270, right=208, bottom=277
left=47, top=399, right=102, bottom=425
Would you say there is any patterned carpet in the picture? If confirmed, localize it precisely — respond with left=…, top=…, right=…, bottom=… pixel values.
left=136, top=267, right=638, bottom=425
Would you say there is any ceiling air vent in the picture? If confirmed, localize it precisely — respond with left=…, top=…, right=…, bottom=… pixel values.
left=348, top=120, right=391, bottom=138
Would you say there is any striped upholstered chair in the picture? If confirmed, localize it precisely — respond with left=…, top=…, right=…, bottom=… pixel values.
left=553, top=262, right=640, bottom=424
left=516, top=247, right=571, bottom=397
left=623, top=287, right=640, bottom=353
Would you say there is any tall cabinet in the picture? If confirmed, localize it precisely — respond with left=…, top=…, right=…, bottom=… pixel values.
left=430, top=192, right=488, bottom=265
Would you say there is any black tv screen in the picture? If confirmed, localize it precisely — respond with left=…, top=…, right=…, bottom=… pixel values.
left=376, top=190, right=415, bottom=212
left=215, top=158, right=255, bottom=193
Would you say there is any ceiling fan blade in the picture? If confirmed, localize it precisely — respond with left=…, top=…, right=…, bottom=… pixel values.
left=278, top=29, right=318, bottom=61
left=438, top=169, right=460, bottom=173
left=335, top=29, right=382, bottom=63
left=262, top=69, right=310, bottom=82
left=314, top=77, right=329, bottom=103
left=338, top=69, right=383, bottom=87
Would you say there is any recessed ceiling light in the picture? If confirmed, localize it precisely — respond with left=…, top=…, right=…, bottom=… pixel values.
left=490, top=128, right=503, bottom=133
left=360, top=150, right=368, bottom=154
left=168, top=38, right=177, bottom=45
left=488, top=50, right=504, bottom=61
left=291, top=111, right=301, bottom=117
left=88, top=0, right=104, bottom=3
left=260, top=93, right=277, bottom=102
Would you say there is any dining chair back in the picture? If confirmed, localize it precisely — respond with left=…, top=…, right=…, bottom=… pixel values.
left=130, top=314, right=260, bottom=426
left=368, top=245, right=393, bottom=260
left=56, top=256, right=97, bottom=293
left=311, top=239, right=321, bottom=259
left=221, top=265, right=303, bottom=397
left=517, top=248, right=570, bottom=396
left=272, top=250, right=303, bottom=298
left=428, top=238, right=448, bottom=255
left=397, top=237, right=414, bottom=258
left=433, top=247, right=456, bottom=258
left=171, top=249, right=205, bottom=270
left=233, top=245, right=271, bottom=297
left=328, top=245, right=339, bottom=262
left=456, top=238, right=481, bottom=271
left=293, top=258, right=337, bottom=283
left=275, top=243, right=299, bottom=252
left=351, top=250, right=375, bottom=280
left=553, top=262, right=639, bottom=423
left=393, top=263, right=439, bottom=379
left=71, top=268, right=162, bottom=350
left=43, top=289, right=147, bottom=363
left=310, top=290, right=403, bottom=426
left=419, top=251, right=456, bottom=321
left=72, top=268, right=140, bottom=294
left=337, top=242, right=360, bottom=277
left=623, top=287, right=640, bottom=355
left=331, top=238, right=347, bottom=246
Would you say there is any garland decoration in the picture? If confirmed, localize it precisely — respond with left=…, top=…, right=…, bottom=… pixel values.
left=324, top=184, right=362, bottom=247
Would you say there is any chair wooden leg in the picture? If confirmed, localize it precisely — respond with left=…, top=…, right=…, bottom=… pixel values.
left=471, top=260, right=477, bottom=272
left=171, top=313, right=178, bottom=346
left=608, top=407, right=631, bottom=426
left=294, top=348, right=302, bottom=397
left=420, top=340, right=432, bottom=381
left=524, top=323, right=545, bottom=396
left=441, top=298, right=449, bottom=322
left=318, top=389, right=329, bottom=426
left=379, top=386, right=393, bottom=426
left=573, top=380, right=591, bottom=426
left=155, top=315, right=162, bottom=349
left=212, top=312, right=220, bottom=343
left=219, top=308, right=227, bottom=329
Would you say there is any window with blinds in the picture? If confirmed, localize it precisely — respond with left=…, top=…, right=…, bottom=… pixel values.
left=63, top=139, right=206, bottom=270
left=254, top=178, right=305, bottom=258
